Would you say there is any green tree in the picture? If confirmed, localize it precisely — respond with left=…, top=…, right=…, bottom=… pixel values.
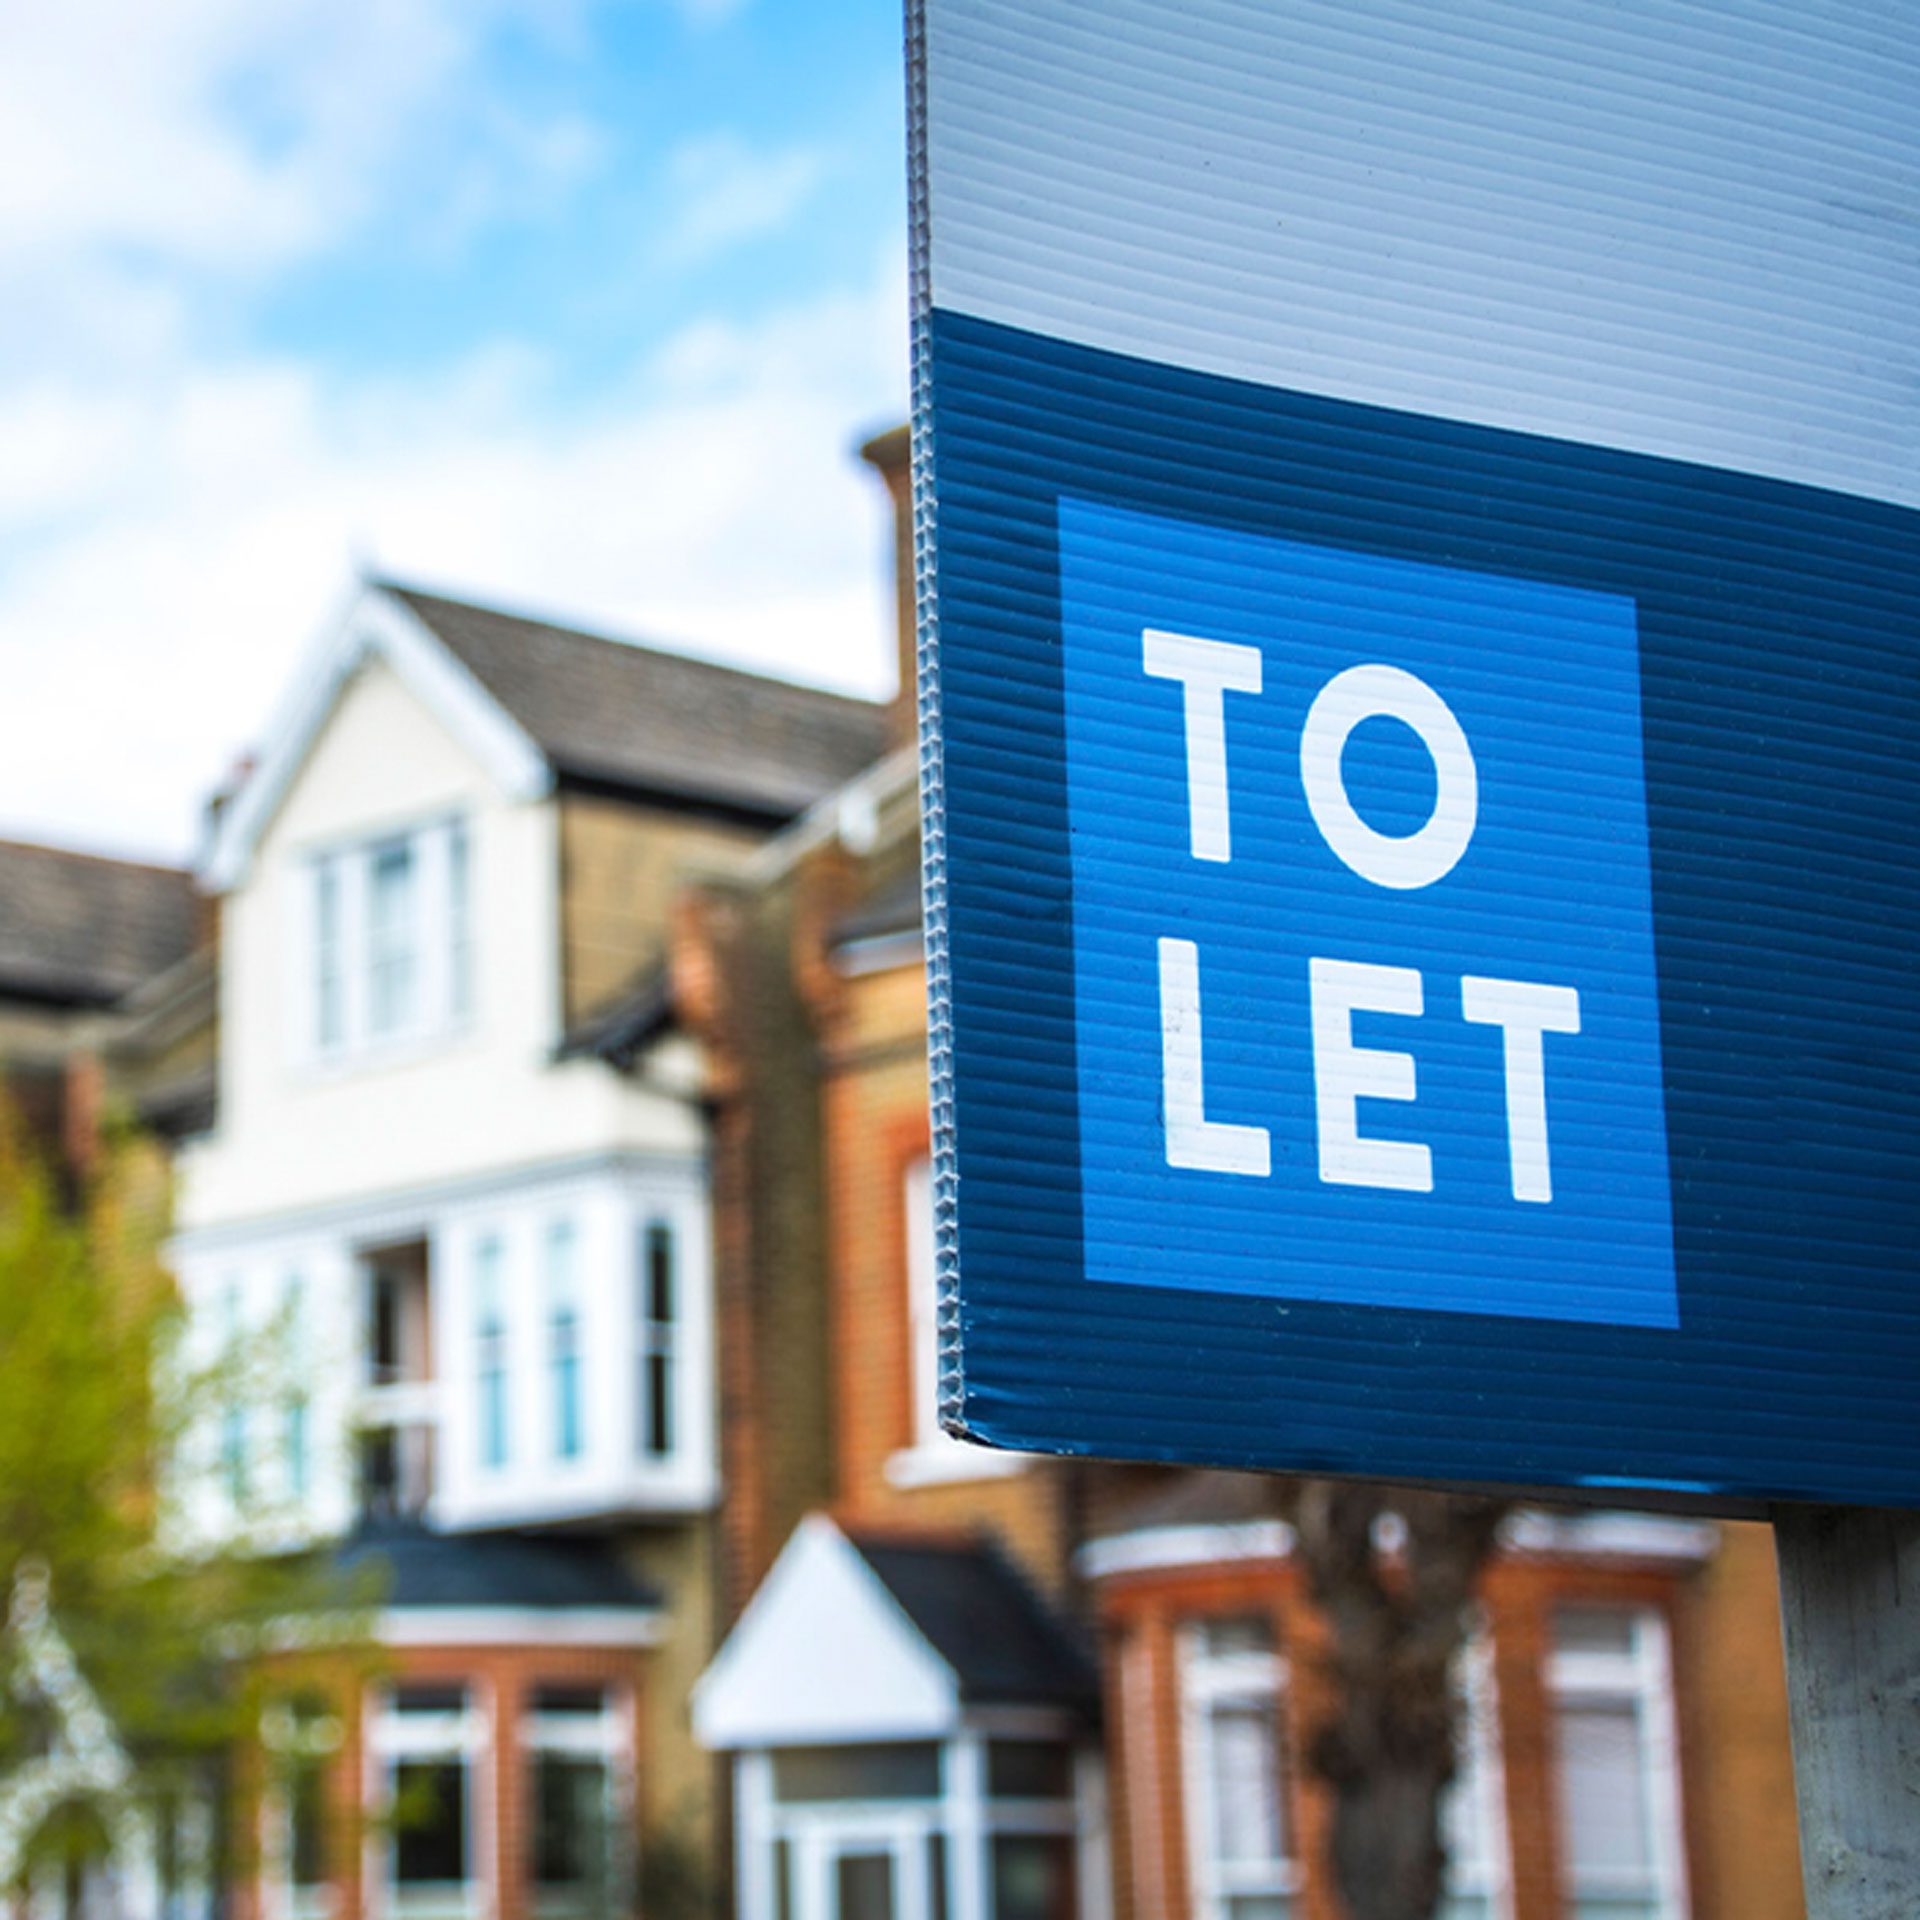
left=0, top=1109, right=369, bottom=1898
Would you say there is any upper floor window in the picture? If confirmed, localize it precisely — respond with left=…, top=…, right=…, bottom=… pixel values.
left=547, top=1220, right=583, bottom=1462
left=637, top=1221, right=676, bottom=1460
left=1548, top=1607, right=1686, bottom=1920
left=302, top=816, right=471, bottom=1064
left=474, top=1236, right=508, bottom=1475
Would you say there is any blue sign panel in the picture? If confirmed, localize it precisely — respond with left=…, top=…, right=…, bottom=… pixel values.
left=1061, top=499, right=1676, bottom=1328
left=911, top=0, right=1920, bottom=1510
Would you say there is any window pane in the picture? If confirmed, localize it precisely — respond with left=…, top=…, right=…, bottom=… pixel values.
left=447, top=820, right=471, bottom=1023
left=475, top=1237, right=507, bottom=1472
left=836, top=1853, right=895, bottom=1920
left=393, top=1686, right=466, bottom=1716
left=770, top=1744, right=941, bottom=1802
left=639, top=1221, right=675, bottom=1459
left=368, top=840, right=417, bottom=1037
left=1556, top=1609, right=1639, bottom=1659
left=532, top=1754, right=609, bottom=1891
left=289, top=1760, right=328, bottom=1889
left=773, top=1841, right=793, bottom=1920
left=927, top=1835, right=948, bottom=1920
left=533, top=1686, right=607, bottom=1717
left=1556, top=1703, right=1651, bottom=1876
left=1210, top=1700, right=1285, bottom=1865
left=987, top=1741, right=1075, bottom=1801
left=990, top=1836, right=1075, bottom=1920
left=646, top=1222, right=674, bottom=1323
left=1195, top=1617, right=1273, bottom=1662
left=393, top=1760, right=466, bottom=1884
left=548, top=1221, right=581, bottom=1461
left=314, top=859, right=343, bottom=1050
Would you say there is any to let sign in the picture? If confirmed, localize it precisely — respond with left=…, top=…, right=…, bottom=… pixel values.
left=910, top=0, right=1920, bottom=1509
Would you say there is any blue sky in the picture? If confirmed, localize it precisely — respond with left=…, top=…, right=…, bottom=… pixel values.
left=0, top=0, right=910, bottom=859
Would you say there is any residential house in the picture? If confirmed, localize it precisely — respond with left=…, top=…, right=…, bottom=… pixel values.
left=686, top=429, right=1809, bottom=1920
left=0, top=417, right=1809, bottom=1920
left=161, top=579, right=885, bottom=1920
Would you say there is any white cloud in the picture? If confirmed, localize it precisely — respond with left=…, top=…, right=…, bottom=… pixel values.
left=0, top=0, right=608, bottom=382
left=0, top=0, right=906, bottom=865
left=0, top=253, right=910, bottom=862
left=657, top=133, right=831, bottom=269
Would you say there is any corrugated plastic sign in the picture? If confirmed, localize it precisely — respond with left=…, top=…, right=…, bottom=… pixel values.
left=909, top=0, right=1920, bottom=1509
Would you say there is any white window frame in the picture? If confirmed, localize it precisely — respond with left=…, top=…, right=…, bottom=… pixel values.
left=1178, top=1618, right=1301, bottom=1920
left=522, top=1687, right=634, bottom=1919
left=735, top=1726, right=1087, bottom=1920
left=1437, top=1634, right=1514, bottom=1920
left=297, top=814, right=473, bottom=1070
left=369, top=1685, right=490, bottom=1920
left=261, top=1698, right=344, bottom=1920
left=1546, top=1607, right=1690, bottom=1920
left=887, top=1158, right=1023, bottom=1488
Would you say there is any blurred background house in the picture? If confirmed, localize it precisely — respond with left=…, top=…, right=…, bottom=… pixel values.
left=0, top=427, right=1805, bottom=1920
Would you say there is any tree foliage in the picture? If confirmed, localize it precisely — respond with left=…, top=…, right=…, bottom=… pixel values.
left=0, top=1108, right=366, bottom=1885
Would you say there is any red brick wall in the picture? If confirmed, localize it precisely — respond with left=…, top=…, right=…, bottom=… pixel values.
left=1094, top=1547, right=1801, bottom=1920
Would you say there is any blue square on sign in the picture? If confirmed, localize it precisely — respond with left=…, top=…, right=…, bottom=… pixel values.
left=1060, top=497, right=1679, bottom=1328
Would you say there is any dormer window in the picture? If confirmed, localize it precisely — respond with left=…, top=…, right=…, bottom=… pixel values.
left=302, top=816, right=472, bottom=1063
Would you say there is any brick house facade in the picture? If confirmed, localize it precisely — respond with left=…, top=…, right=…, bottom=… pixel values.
left=686, top=430, right=1808, bottom=1920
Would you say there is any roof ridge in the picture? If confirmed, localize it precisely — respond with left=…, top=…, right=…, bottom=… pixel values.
left=378, top=579, right=884, bottom=713
left=0, top=836, right=192, bottom=879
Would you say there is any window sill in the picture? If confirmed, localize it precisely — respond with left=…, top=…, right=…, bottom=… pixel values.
left=296, top=1018, right=474, bottom=1086
left=884, top=1441, right=1028, bottom=1490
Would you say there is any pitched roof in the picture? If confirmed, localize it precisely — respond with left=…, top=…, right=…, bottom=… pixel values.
left=332, top=1519, right=662, bottom=1613
left=847, top=1532, right=1101, bottom=1716
left=0, top=839, right=199, bottom=1008
left=384, top=584, right=889, bottom=821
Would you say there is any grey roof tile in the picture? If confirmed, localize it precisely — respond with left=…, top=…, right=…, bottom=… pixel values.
left=385, top=584, right=888, bottom=820
left=334, top=1519, right=662, bottom=1613
left=0, top=839, right=199, bottom=1007
left=848, top=1532, right=1100, bottom=1717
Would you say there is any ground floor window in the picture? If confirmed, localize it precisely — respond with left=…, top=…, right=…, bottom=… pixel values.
left=263, top=1694, right=343, bottom=1919
left=526, top=1685, right=628, bottom=1915
left=1548, top=1608, right=1686, bottom=1920
left=1179, top=1616, right=1296, bottom=1920
left=376, top=1686, right=482, bottom=1919
left=739, top=1732, right=1087, bottom=1920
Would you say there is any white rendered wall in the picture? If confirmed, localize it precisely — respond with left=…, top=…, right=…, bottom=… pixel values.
left=177, top=653, right=705, bottom=1232
left=923, top=0, right=1920, bottom=508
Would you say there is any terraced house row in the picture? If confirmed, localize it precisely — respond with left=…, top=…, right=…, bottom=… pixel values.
left=4, top=428, right=1805, bottom=1920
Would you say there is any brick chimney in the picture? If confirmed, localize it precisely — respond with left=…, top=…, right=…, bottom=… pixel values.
left=858, top=424, right=916, bottom=753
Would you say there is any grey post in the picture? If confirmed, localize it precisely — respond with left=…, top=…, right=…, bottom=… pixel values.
left=1773, top=1506, right=1920, bottom=1919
